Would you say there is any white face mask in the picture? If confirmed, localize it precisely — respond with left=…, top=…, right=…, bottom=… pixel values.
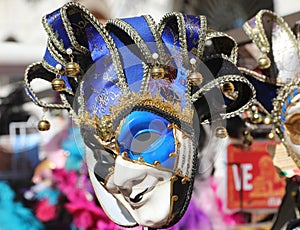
left=83, top=110, right=194, bottom=228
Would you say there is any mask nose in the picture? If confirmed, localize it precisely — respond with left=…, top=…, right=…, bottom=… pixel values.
left=113, top=156, right=147, bottom=190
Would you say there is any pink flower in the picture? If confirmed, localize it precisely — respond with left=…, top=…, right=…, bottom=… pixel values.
left=53, top=169, right=78, bottom=194
left=65, top=199, right=115, bottom=229
left=35, top=198, right=57, bottom=222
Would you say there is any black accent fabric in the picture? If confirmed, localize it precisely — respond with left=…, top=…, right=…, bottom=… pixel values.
left=261, top=13, right=279, bottom=84
left=164, top=176, right=189, bottom=228
left=193, top=58, right=254, bottom=123
left=272, top=176, right=300, bottom=230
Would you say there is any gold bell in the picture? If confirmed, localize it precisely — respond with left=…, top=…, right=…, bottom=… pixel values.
left=222, top=82, right=235, bottom=95
left=251, top=112, right=263, bottom=124
left=188, top=58, right=203, bottom=86
left=65, top=61, right=80, bottom=76
left=263, top=115, right=272, bottom=125
left=51, top=78, right=66, bottom=91
left=151, top=65, right=165, bottom=79
left=258, top=54, right=271, bottom=69
left=243, top=130, right=253, bottom=146
left=188, top=72, right=203, bottom=86
left=267, top=130, right=276, bottom=140
left=215, top=126, right=228, bottom=138
left=37, top=120, right=50, bottom=131
left=65, top=48, right=80, bottom=76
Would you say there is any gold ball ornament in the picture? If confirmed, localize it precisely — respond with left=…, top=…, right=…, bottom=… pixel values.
left=222, top=82, right=235, bottom=95
left=258, top=55, right=271, bottom=69
left=37, top=120, right=50, bottom=131
left=267, top=130, right=276, bottom=140
left=215, top=126, right=228, bottom=138
left=188, top=72, right=203, bottom=86
left=65, top=61, right=80, bottom=76
left=51, top=78, right=66, bottom=91
left=243, top=130, right=253, bottom=146
left=151, top=66, right=165, bottom=79
left=251, top=112, right=263, bottom=124
left=263, top=115, right=272, bottom=125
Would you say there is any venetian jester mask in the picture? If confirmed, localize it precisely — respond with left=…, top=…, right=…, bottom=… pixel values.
left=24, top=2, right=255, bottom=228
left=240, top=10, right=300, bottom=175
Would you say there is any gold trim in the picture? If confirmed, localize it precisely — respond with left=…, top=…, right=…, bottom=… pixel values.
left=47, top=40, right=67, bottom=65
left=168, top=152, right=177, bottom=158
left=153, top=160, right=161, bottom=167
left=158, top=12, right=189, bottom=69
left=181, top=177, right=190, bottom=185
left=191, top=74, right=256, bottom=123
left=110, top=92, right=193, bottom=124
left=243, top=9, right=299, bottom=85
left=60, top=2, right=90, bottom=53
left=143, top=15, right=166, bottom=63
left=106, top=18, right=153, bottom=64
left=140, top=62, right=151, bottom=94
left=24, top=62, right=71, bottom=110
left=42, top=11, right=67, bottom=54
left=206, top=30, right=238, bottom=64
left=196, top=15, right=207, bottom=59
left=118, top=153, right=177, bottom=174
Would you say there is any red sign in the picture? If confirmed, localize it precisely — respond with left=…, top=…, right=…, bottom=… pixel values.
left=227, top=142, right=286, bottom=210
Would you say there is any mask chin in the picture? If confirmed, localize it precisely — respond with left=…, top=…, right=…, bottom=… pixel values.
left=105, top=156, right=173, bottom=228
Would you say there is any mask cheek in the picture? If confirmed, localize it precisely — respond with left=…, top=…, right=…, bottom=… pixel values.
left=83, top=141, right=116, bottom=186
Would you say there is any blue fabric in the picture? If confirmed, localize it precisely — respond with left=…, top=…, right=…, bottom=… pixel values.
left=43, top=48, right=61, bottom=69
left=85, top=23, right=110, bottom=62
left=159, top=14, right=205, bottom=110
left=82, top=22, right=129, bottom=118
left=43, top=48, right=72, bottom=90
left=83, top=57, right=122, bottom=118
left=244, top=74, right=279, bottom=113
left=184, top=15, right=202, bottom=53
left=45, top=9, right=72, bottom=50
left=42, top=10, right=208, bottom=119
left=123, top=16, right=158, bottom=54
left=109, top=32, right=144, bottom=92
left=117, top=111, right=175, bottom=169
left=25, top=87, right=38, bottom=105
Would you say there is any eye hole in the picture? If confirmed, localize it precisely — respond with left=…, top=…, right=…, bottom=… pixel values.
left=131, top=132, right=161, bottom=155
